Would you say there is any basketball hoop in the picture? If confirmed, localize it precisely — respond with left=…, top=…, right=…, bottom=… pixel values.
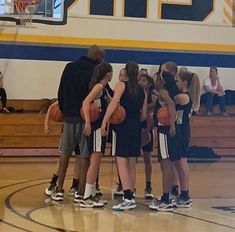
left=14, top=0, right=38, bottom=25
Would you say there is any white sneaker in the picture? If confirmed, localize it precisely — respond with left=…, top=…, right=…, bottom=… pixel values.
left=51, top=190, right=64, bottom=201
left=112, top=199, right=136, bottom=211
left=80, top=197, right=104, bottom=208
left=149, top=199, right=174, bottom=212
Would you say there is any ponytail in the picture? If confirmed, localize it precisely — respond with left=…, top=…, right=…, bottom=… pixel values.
left=178, top=71, right=201, bottom=112
left=189, top=73, right=201, bottom=112
left=89, top=62, right=112, bottom=91
left=125, top=62, right=139, bottom=97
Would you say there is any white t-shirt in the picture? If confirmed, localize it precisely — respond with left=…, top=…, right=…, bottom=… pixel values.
left=202, top=77, right=223, bottom=94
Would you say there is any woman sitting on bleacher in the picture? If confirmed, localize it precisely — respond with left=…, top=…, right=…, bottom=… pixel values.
left=0, top=71, right=10, bottom=114
left=202, top=67, right=228, bottom=116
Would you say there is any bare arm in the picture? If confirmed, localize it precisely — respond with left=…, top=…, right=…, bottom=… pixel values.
left=0, top=75, right=3, bottom=88
left=44, top=101, right=58, bottom=134
left=174, top=93, right=189, bottom=105
left=141, top=91, right=147, bottom=122
left=82, top=83, right=103, bottom=135
left=101, top=81, right=125, bottom=136
left=159, top=89, right=176, bottom=136
left=204, top=85, right=220, bottom=94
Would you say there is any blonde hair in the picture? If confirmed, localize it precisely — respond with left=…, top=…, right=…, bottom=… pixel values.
left=178, top=71, right=201, bottom=112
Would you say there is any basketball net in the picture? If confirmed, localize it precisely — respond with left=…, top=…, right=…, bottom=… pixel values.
left=14, top=0, right=38, bottom=25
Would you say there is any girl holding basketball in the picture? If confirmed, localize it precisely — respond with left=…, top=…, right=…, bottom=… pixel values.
left=149, top=70, right=179, bottom=212
left=138, top=74, right=158, bottom=199
left=101, top=62, right=147, bottom=211
left=78, top=62, right=113, bottom=208
left=173, top=71, right=200, bottom=208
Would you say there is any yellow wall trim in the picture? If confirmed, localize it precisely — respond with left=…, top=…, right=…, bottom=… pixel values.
left=1, top=33, right=235, bottom=53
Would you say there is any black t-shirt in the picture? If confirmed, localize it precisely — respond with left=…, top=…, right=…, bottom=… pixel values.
left=58, top=56, right=98, bottom=123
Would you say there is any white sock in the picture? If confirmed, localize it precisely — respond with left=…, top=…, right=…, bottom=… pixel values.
left=92, top=183, right=96, bottom=197
left=83, top=183, right=94, bottom=199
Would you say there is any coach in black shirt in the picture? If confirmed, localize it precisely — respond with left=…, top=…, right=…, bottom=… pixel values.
left=51, top=45, right=105, bottom=201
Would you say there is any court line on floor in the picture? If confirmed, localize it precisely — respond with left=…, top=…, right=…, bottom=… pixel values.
left=3, top=174, right=113, bottom=232
left=0, top=218, right=33, bottom=232
left=2, top=175, right=235, bottom=231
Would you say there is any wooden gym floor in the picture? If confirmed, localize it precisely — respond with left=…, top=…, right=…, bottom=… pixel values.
left=0, top=155, right=234, bottom=232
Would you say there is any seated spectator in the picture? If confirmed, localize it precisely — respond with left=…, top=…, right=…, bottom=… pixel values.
left=202, top=67, right=228, bottom=116
left=0, top=71, right=10, bottom=114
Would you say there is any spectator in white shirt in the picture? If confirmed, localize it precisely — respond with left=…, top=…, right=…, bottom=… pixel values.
left=203, top=67, right=228, bottom=116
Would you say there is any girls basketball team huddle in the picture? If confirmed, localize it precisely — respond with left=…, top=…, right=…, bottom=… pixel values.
left=45, top=60, right=200, bottom=212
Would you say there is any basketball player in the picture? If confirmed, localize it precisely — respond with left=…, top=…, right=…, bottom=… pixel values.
left=101, top=62, right=147, bottom=211
left=138, top=74, right=158, bottom=199
left=173, top=71, right=200, bottom=207
left=113, top=68, right=127, bottom=196
left=160, top=62, right=180, bottom=198
left=51, top=45, right=105, bottom=201
left=149, top=70, right=179, bottom=212
left=77, top=62, right=113, bottom=207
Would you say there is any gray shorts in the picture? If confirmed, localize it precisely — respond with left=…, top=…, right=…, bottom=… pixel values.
left=59, top=122, right=89, bottom=158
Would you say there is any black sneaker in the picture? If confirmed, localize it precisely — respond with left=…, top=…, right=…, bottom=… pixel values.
left=44, top=182, right=57, bottom=196
left=175, top=196, right=192, bottom=208
left=95, top=184, right=103, bottom=196
left=145, top=186, right=153, bottom=200
left=149, top=198, right=174, bottom=212
left=74, top=192, right=83, bottom=203
left=69, top=184, right=79, bottom=196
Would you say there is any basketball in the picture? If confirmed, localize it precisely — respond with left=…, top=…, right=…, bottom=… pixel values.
left=49, top=103, right=62, bottom=122
left=80, top=103, right=100, bottom=123
left=109, top=105, right=126, bottom=124
left=157, top=106, right=170, bottom=126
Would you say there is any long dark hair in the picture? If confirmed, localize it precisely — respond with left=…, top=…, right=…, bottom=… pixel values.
left=161, top=71, right=179, bottom=99
left=139, top=74, right=155, bottom=92
left=89, top=62, right=112, bottom=91
left=125, top=62, right=139, bottom=97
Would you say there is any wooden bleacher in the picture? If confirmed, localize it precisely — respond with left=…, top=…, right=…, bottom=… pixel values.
left=0, top=100, right=235, bottom=156
left=7, top=99, right=50, bottom=113
left=190, top=116, right=235, bottom=156
left=0, top=114, right=61, bottom=148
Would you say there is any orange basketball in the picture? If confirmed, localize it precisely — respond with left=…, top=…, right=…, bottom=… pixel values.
left=80, top=103, right=100, bottom=123
left=49, top=103, right=62, bottom=122
left=157, top=106, right=170, bottom=126
left=109, top=105, right=126, bottom=125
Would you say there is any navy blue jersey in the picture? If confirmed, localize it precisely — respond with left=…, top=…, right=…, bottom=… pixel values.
left=114, top=81, right=145, bottom=157
left=175, top=92, right=192, bottom=156
left=175, top=92, right=192, bottom=126
left=119, top=82, right=145, bottom=123
left=92, top=86, right=109, bottom=130
left=141, top=91, right=153, bottom=128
